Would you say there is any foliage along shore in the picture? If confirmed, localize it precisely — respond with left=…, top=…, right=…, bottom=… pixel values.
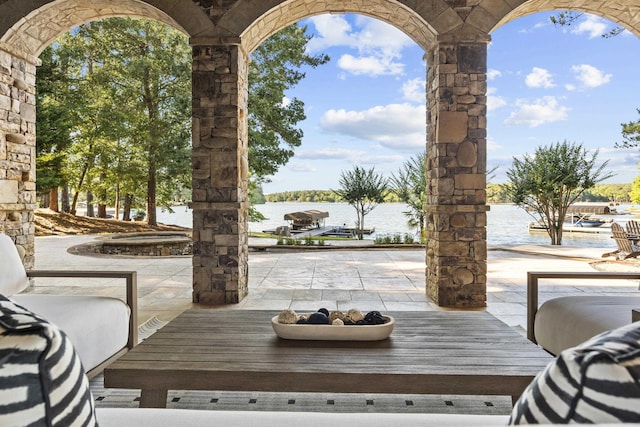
left=263, top=183, right=632, bottom=204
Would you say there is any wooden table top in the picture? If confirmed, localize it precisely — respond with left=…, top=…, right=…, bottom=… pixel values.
left=104, top=310, right=553, bottom=407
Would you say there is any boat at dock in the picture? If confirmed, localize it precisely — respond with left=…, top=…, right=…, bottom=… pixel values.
left=528, top=213, right=613, bottom=234
left=263, top=210, right=374, bottom=238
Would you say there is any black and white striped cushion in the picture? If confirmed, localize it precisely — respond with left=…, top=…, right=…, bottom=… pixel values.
left=510, top=321, right=640, bottom=424
left=0, top=295, right=97, bottom=427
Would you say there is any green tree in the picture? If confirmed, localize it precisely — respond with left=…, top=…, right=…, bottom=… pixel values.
left=617, top=109, right=640, bottom=149
left=40, top=19, right=192, bottom=224
left=630, top=177, right=640, bottom=204
left=506, top=141, right=613, bottom=245
left=38, top=20, right=327, bottom=223
left=550, top=12, right=624, bottom=38
left=333, top=166, right=388, bottom=240
left=93, top=18, right=192, bottom=225
left=36, top=46, right=81, bottom=211
left=248, top=25, right=329, bottom=181
left=390, top=152, right=426, bottom=240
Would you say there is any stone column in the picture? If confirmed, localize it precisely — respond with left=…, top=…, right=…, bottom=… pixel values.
left=425, top=39, right=489, bottom=308
left=190, top=40, right=249, bottom=304
left=0, top=43, right=38, bottom=267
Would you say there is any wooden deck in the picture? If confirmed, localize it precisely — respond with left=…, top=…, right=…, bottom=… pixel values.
left=104, top=310, right=553, bottom=408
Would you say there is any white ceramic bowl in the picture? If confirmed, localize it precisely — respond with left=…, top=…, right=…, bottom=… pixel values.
left=271, top=315, right=394, bottom=341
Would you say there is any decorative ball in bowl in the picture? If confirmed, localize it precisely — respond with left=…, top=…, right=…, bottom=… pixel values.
left=271, top=308, right=394, bottom=341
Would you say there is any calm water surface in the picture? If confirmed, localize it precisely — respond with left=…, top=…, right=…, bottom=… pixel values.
left=156, top=202, right=635, bottom=249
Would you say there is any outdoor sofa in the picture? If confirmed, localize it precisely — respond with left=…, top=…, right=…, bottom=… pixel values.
left=2, top=271, right=640, bottom=424
left=2, top=290, right=640, bottom=426
left=527, top=271, right=640, bottom=355
left=0, top=233, right=137, bottom=378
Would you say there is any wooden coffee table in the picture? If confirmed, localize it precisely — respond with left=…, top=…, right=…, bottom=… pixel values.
left=104, top=310, right=553, bottom=408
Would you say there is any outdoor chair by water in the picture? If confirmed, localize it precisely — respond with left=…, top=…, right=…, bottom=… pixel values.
left=627, top=219, right=640, bottom=236
left=602, top=222, right=640, bottom=260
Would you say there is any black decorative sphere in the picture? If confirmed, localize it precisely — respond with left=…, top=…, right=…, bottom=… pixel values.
left=308, top=312, right=330, bottom=324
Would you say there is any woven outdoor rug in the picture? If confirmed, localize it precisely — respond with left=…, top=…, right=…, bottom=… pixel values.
left=90, top=376, right=512, bottom=415
left=89, top=316, right=513, bottom=415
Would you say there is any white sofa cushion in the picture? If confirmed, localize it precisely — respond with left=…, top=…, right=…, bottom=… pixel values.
left=96, top=408, right=510, bottom=426
left=0, top=234, right=29, bottom=296
left=511, top=321, right=640, bottom=424
left=0, top=295, right=97, bottom=427
left=12, top=294, right=130, bottom=372
left=534, top=295, right=640, bottom=355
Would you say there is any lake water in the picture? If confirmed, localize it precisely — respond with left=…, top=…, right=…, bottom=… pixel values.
left=156, top=202, right=636, bottom=249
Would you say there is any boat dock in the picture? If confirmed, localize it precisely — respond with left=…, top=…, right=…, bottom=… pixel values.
left=293, top=226, right=350, bottom=238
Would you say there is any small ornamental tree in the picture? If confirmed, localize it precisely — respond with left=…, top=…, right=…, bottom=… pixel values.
left=333, top=166, right=388, bottom=240
left=506, top=141, right=613, bottom=245
left=390, top=152, right=427, bottom=241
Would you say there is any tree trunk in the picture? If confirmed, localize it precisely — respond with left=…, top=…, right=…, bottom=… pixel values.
left=86, top=192, right=94, bottom=217
left=49, top=187, right=59, bottom=212
left=146, top=164, right=157, bottom=225
left=41, top=193, right=50, bottom=209
left=71, top=161, right=90, bottom=215
left=357, top=209, right=364, bottom=240
left=61, top=185, right=70, bottom=213
left=114, top=183, right=120, bottom=220
left=122, top=194, right=133, bottom=221
left=97, top=204, right=107, bottom=218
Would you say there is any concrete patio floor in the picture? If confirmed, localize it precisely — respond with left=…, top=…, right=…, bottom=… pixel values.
left=29, top=235, right=638, bottom=334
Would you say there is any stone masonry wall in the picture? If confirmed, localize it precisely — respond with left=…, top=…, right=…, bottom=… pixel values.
left=0, top=44, right=38, bottom=268
left=425, top=41, right=489, bottom=308
left=190, top=42, right=249, bottom=304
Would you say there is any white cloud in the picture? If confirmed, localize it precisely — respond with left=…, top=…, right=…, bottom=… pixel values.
left=306, top=14, right=413, bottom=77
left=517, top=20, right=550, bottom=34
left=487, top=136, right=502, bottom=151
left=525, top=67, right=555, bottom=89
left=287, top=162, right=317, bottom=172
left=295, top=148, right=404, bottom=165
left=572, top=14, right=608, bottom=39
left=401, top=78, right=425, bottom=103
left=487, top=69, right=502, bottom=80
left=571, top=64, right=612, bottom=88
left=296, top=148, right=367, bottom=160
left=504, top=96, right=569, bottom=127
left=337, top=54, right=404, bottom=76
left=320, top=103, right=426, bottom=150
left=305, top=15, right=354, bottom=52
left=487, top=87, right=507, bottom=112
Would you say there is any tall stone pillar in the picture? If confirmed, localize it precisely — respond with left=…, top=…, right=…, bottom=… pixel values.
left=190, top=41, right=249, bottom=304
left=425, top=39, right=489, bottom=308
left=0, top=43, right=38, bottom=267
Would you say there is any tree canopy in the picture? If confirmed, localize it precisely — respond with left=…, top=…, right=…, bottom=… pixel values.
left=506, top=141, right=613, bottom=245
left=333, top=166, right=388, bottom=240
left=390, top=151, right=426, bottom=240
left=37, top=19, right=327, bottom=223
left=248, top=25, right=329, bottom=180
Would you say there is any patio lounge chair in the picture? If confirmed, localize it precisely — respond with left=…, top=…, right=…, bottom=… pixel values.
left=602, top=222, right=640, bottom=260
left=627, top=219, right=640, bottom=236
left=0, top=233, right=137, bottom=378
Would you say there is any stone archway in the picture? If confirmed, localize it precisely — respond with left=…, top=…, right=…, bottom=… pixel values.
left=188, top=0, right=490, bottom=307
left=490, top=0, right=640, bottom=37
left=0, top=0, right=213, bottom=268
left=1, top=0, right=638, bottom=308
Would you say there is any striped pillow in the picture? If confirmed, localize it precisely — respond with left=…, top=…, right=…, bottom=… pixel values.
left=0, top=295, right=97, bottom=427
left=510, top=321, right=640, bottom=424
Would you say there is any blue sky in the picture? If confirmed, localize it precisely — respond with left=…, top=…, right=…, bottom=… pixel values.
left=261, top=12, right=640, bottom=194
